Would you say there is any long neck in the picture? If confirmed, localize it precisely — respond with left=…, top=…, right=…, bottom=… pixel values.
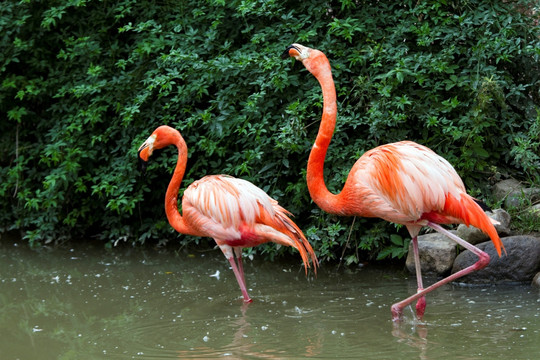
left=306, top=58, right=343, bottom=214
left=164, top=135, right=193, bottom=235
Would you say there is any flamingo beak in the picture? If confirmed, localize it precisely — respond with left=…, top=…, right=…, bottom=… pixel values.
left=137, top=135, right=155, bottom=174
left=281, top=44, right=301, bottom=59
left=138, top=147, right=149, bottom=174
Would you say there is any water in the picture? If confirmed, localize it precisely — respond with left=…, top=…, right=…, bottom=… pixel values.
left=1, top=239, right=539, bottom=359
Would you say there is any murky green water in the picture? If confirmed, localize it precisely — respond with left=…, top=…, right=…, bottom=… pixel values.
left=1, top=238, right=539, bottom=360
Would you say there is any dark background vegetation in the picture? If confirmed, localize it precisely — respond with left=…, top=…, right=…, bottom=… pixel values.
left=1, top=0, right=539, bottom=264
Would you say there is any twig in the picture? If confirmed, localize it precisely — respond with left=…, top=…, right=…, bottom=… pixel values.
left=13, top=123, right=19, bottom=198
left=338, top=216, right=356, bottom=270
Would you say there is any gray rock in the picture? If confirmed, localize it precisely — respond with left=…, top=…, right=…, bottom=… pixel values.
left=456, top=208, right=512, bottom=244
left=493, top=179, right=524, bottom=202
left=491, top=178, right=540, bottom=209
left=405, top=231, right=457, bottom=276
left=527, top=203, right=540, bottom=219
left=492, top=208, right=512, bottom=233
left=451, top=235, right=540, bottom=283
left=504, top=188, right=540, bottom=208
left=456, top=223, right=487, bottom=246
left=532, top=272, right=540, bottom=288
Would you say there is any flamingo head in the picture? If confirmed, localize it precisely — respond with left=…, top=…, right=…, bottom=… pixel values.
left=281, top=43, right=329, bottom=76
left=282, top=43, right=311, bottom=61
left=137, top=125, right=180, bottom=172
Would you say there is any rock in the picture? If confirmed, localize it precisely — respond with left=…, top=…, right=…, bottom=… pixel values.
left=451, top=235, right=540, bottom=283
left=456, top=208, right=512, bottom=245
left=492, top=179, right=540, bottom=208
left=490, top=208, right=512, bottom=235
left=532, top=272, right=540, bottom=288
left=505, top=188, right=540, bottom=208
left=492, top=179, right=524, bottom=202
left=455, top=224, right=486, bottom=246
left=405, top=231, right=457, bottom=275
left=528, top=203, right=540, bottom=219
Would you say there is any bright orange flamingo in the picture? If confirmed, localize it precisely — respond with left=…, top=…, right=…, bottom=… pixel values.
left=282, top=43, right=505, bottom=321
left=138, top=125, right=318, bottom=303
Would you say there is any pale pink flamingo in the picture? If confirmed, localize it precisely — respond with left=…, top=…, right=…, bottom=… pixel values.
left=138, top=125, right=318, bottom=302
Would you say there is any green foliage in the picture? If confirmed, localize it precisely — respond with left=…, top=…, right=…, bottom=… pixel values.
left=1, top=0, right=539, bottom=263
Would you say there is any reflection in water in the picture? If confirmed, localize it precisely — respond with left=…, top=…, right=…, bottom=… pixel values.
left=0, top=239, right=539, bottom=359
left=174, top=301, right=325, bottom=359
left=392, top=316, right=429, bottom=360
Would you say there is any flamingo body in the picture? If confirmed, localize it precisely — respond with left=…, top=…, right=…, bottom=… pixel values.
left=182, top=175, right=314, bottom=254
left=284, top=43, right=504, bottom=321
left=339, top=141, right=502, bottom=250
left=138, top=125, right=317, bottom=303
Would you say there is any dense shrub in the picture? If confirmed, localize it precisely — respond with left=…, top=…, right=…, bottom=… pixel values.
left=1, top=0, right=539, bottom=263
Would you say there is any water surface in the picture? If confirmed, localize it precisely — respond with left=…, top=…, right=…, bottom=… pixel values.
left=0, top=239, right=538, bottom=359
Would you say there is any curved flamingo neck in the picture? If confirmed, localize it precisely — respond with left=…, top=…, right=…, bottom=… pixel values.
left=164, top=133, right=193, bottom=235
left=305, top=55, right=343, bottom=214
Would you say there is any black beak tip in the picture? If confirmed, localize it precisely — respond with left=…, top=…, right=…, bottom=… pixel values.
left=281, top=44, right=296, bottom=59
left=281, top=50, right=290, bottom=59
left=138, top=150, right=148, bottom=174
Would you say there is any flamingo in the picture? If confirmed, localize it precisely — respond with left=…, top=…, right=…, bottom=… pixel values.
left=282, top=43, right=505, bottom=321
left=138, top=125, right=318, bottom=303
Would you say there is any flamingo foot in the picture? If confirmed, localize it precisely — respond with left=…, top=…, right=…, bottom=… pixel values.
left=415, top=295, right=426, bottom=320
left=391, top=296, right=426, bottom=322
left=391, top=304, right=403, bottom=322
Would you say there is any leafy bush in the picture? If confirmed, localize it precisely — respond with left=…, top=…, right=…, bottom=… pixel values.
left=1, top=0, right=539, bottom=263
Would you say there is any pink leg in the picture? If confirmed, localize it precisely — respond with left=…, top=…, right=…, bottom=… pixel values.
left=391, top=222, right=490, bottom=322
left=411, top=236, right=426, bottom=320
left=234, top=247, right=247, bottom=288
left=221, top=246, right=252, bottom=303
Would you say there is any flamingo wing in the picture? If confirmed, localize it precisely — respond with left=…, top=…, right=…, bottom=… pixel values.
left=185, top=175, right=272, bottom=227
left=182, top=175, right=317, bottom=269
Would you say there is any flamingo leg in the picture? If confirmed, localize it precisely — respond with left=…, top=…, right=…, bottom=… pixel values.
left=411, top=236, right=426, bottom=320
left=391, top=222, right=490, bottom=322
left=234, top=247, right=247, bottom=287
left=220, top=246, right=252, bottom=303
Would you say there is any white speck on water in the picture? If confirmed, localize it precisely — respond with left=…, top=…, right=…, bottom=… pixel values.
left=209, top=270, right=220, bottom=279
left=203, top=336, right=209, bottom=342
